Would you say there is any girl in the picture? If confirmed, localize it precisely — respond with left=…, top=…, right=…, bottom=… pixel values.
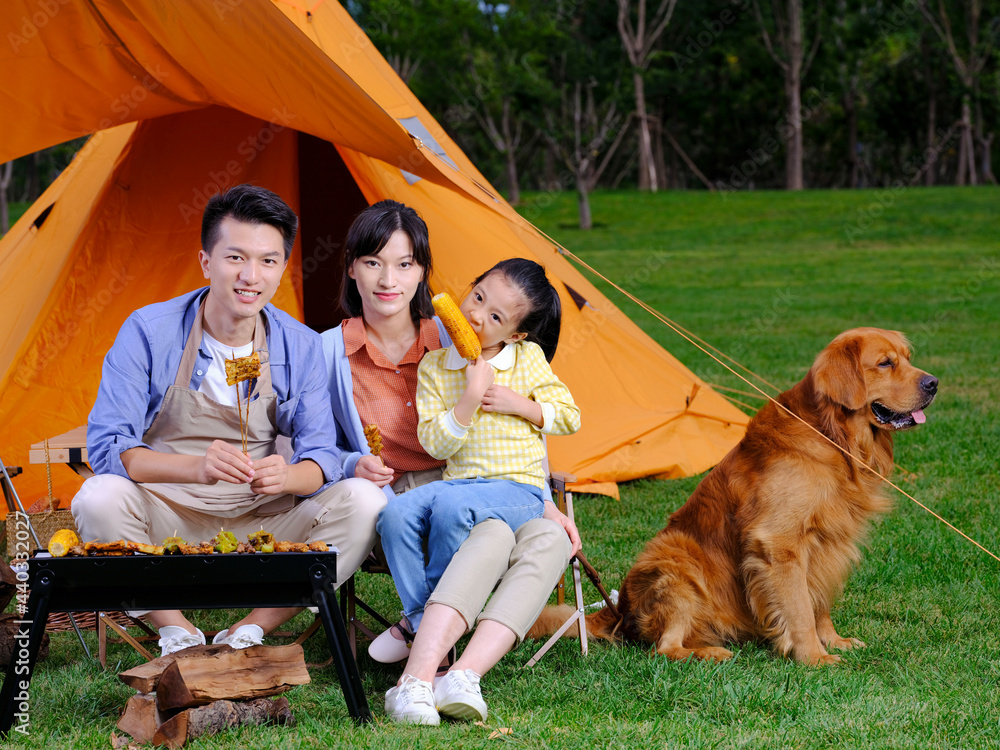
left=376, top=258, right=582, bottom=655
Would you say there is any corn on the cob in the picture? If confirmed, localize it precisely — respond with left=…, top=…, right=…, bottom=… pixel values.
left=432, top=292, right=482, bottom=360
left=48, top=528, right=80, bottom=558
left=364, top=424, right=383, bottom=457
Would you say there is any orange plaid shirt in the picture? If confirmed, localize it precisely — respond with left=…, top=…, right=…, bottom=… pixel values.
left=343, top=316, right=446, bottom=482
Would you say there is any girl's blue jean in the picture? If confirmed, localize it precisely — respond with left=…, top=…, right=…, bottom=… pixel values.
left=376, top=477, right=544, bottom=631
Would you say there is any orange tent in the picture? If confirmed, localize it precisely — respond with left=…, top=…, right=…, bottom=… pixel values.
left=0, top=0, right=748, bottom=511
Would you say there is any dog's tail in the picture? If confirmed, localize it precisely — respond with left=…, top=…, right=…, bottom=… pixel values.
left=526, top=603, right=622, bottom=642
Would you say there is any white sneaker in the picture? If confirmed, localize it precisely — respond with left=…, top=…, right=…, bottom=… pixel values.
left=212, top=624, right=264, bottom=649
left=158, top=626, right=206, bottom=656
left=385, top=674, right=440, bottom=725
left=434, top=669, right=487, bottom=722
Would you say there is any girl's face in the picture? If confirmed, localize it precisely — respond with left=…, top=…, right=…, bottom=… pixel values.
left=348, top=230, right=424, bottom=322
left=459, top=272, right=527, bottom=359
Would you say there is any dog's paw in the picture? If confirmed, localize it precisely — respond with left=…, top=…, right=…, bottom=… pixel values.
left=691, top=646, right=733, bottom=662
left=806, top=653, right=842, bottom=667
left=825, top=636, right=866, bottom=651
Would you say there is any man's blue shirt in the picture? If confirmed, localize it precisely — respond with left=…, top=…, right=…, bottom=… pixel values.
left=87, top=287, right=343, bottom=494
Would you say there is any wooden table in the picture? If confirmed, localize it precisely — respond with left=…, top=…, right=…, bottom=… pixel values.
left=29, top=426, right=93, bottom=480
left=0, top=551, right=372, bottom=735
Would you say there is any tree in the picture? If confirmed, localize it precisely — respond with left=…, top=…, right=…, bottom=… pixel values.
left=918, top=0, right=999, bottom=185
left=0, top=161, right=12, bottom=235
left=544, top=79, right=627, bottom=229
left=753, top=0, right=823, bottom=189
left=449, top=3, right=557, bottom=204
left=617, top=0, right=680, bottom=192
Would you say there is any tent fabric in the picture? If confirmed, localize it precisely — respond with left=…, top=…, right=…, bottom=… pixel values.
left=0, top=0, right=749, bottom=512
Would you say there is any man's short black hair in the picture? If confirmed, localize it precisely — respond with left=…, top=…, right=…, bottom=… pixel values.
left=201, top=184, right=298, bottom=260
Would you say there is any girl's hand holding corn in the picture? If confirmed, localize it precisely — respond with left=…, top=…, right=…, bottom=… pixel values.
left=454, top=357, right=494, bottom=426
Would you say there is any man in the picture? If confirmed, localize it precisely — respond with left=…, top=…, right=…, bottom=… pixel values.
left=73, top=184, right=386, bottom=655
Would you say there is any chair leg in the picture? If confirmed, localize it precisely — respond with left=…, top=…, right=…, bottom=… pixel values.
left=342, top=574, right=357, bottom=659
left=566, top=491, right=588, bottom=656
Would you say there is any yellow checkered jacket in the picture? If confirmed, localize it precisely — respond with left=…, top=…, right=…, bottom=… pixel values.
left=416, top=340, right=581, bottom=489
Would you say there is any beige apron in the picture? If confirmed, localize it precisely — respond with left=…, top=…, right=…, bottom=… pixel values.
left=140, top=302, right=294, bottom=517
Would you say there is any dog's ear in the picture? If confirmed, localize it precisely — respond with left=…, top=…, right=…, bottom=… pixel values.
left=812, top=337, right=867, bottom=410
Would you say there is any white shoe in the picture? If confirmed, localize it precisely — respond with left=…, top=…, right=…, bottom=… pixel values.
left=385, top=674, right=440, bottom=725
left=434, top=669, right=487, bottom=722
left=158, top=626, right=206, bottom=656
left=212, top=624, right=264, bottom=649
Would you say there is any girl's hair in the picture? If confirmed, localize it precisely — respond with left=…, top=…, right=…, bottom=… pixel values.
left=473, top=258, right=562, bottom=362
left=340, top=200, right=434, bottom=320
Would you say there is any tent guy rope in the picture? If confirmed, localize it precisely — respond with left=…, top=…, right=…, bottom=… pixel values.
left=545, top=237, right=1000, bottom=565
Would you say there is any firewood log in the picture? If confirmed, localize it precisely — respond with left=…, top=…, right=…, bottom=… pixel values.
left=152, top=696, right=294, bottom=749
left=118, top=643, right=234, bottom=693
left=155, top=644, right=309, bottom=711
left=117, top=693, right=174, bottom=744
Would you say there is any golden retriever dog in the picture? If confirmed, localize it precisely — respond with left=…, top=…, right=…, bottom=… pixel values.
left=530, top=328, right=937, bottom=665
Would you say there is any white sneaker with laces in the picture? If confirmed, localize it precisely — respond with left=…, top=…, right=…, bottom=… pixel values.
left=434, top=669, right=488, bottom=722
left=157, top=626, right=206, bottom=656
left=385, top=674, right=440, bottom=725
left=212, top=624, right=264, bottom=649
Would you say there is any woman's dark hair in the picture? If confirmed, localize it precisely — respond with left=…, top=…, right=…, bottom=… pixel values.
left=201, top=184, right=298, bottom=260
left=340, top=200, right=433, bottom=321
left=473, top=258, right=562, bottom=362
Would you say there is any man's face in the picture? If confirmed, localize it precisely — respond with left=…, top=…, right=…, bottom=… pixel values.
left=199, top=217, right=288, bottom=338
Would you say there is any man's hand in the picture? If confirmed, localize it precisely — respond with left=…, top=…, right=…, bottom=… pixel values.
left=200, top=440, right=254, bottom=485
left=543, top=500, right=582, bottom=557
left=355, top=455, right=394, bottom=487
left=249, top=454, right=290, bottom=495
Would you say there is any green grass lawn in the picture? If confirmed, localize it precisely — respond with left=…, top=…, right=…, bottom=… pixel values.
left=5, top=187, right=999, bottom=748
left=4, top=202, right=29, bottom=233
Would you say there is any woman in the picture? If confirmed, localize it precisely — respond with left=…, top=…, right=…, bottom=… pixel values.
left=321, top=200, right=580, bottom=723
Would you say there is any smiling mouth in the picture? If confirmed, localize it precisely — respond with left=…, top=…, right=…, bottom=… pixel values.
left=236, top=290, right=261, bottom=298
left=871, top=401, right=929, bottom=430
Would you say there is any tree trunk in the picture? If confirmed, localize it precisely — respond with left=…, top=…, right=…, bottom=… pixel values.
left=633, top=71, right=657, bottom=191
left=0, top=161, right=13, bottom=235
left=27, top=152, right=40, bottom=203
left=785, top=76, right=804, bottom=190
left=577, top=183, right=593, bottom=230
left=845, top=90, right=858, bottom=188
left=785, top=0, right=805, bottom=190
left=957, top=96, right=974, bottom=186
left=925, top=62, right=937, bottom=187
left=501, top=101, right=521, bottom=205
left=979, top=133, right=997, bottom=185
left=543, top=145, right=558, bottom=191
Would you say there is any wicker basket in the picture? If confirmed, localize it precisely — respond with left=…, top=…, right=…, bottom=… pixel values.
left=5, top=509, right=77, bottom=556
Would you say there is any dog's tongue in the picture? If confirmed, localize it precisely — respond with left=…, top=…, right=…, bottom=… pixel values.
left=911, top=410, right=926, bottom=424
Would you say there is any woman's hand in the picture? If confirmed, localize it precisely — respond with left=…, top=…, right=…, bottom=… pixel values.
left=355, top=454, right=394, bottom=487
left=543, top=500, right=582, bottom=557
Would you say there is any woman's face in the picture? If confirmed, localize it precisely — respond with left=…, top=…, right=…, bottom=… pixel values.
left=348, top=230, right=425, bottom=322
